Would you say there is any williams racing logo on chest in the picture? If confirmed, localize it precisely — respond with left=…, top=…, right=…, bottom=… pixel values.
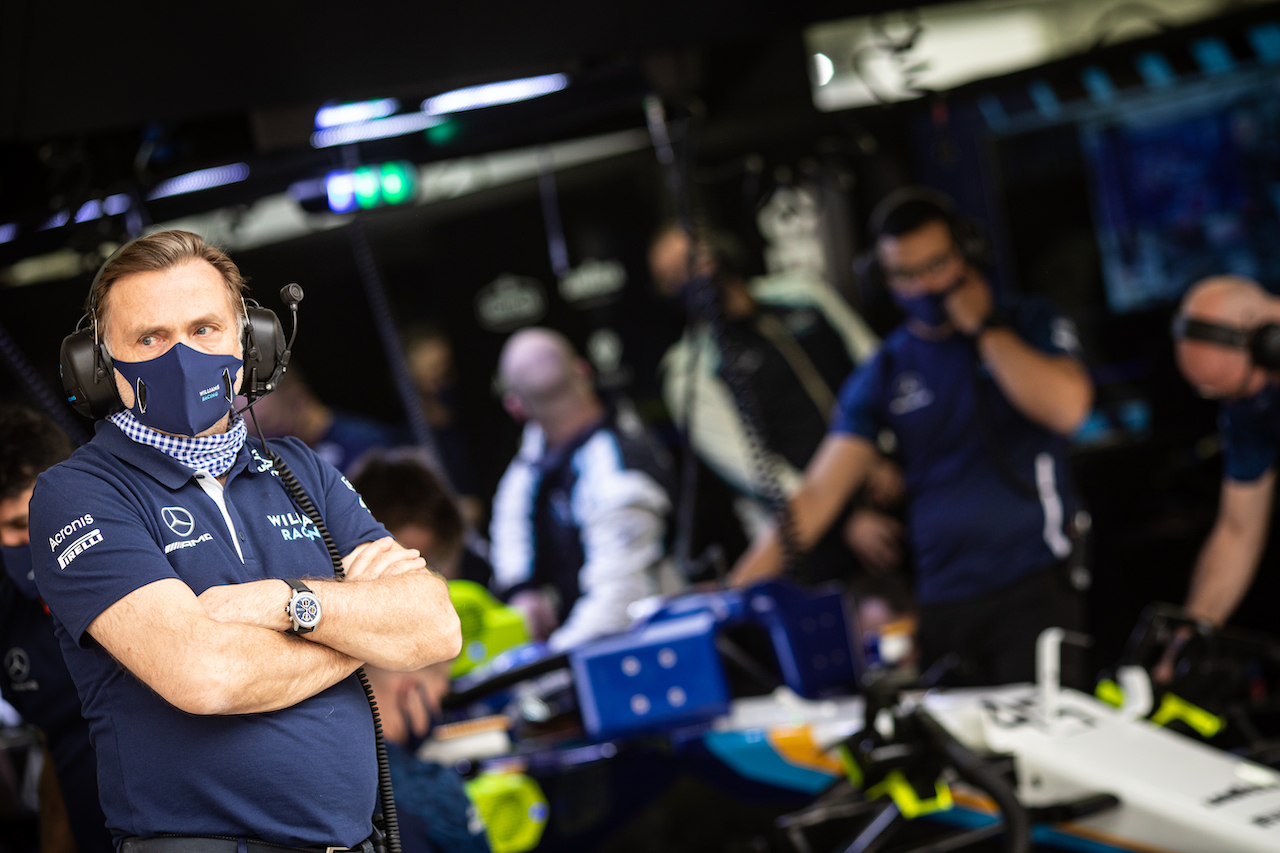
left=268, top=510, right=322, bottom=543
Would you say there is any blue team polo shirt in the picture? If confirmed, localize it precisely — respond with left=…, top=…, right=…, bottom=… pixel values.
left=830, top=299, right=1079, bottom=605
left=1220, top=383, right=1280, bottom=482
left=28, top=421, right=390, bottom=847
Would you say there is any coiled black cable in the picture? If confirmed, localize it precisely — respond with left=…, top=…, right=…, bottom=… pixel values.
left=249, top=421, right=402, bottom=853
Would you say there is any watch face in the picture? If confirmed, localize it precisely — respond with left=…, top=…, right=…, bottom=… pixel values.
left=292, top=593, right=320, bottom=628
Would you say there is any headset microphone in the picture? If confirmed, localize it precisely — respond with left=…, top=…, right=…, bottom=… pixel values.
left=240, top=283, right=303, bottom=403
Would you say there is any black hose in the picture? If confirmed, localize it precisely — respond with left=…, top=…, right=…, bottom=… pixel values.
left=913, top=709, right=1030, bottom=853
left=265, top=444, right=402, bottom=853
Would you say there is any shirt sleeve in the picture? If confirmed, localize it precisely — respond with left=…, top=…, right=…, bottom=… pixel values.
left=30, top=466, right=178, bottom=647
left=1220, top=396, right=1277, bottom=483
left=829, top=352, right=887, bottom=442
left=1010, top=297, right=1083, bottom=359
left=549, top=438, right=672, bottom=651
left=488, top=426, right=540, bottom=594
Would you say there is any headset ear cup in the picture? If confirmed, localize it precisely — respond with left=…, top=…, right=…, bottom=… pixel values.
left=241, top=306, right=288, bottom=401
left=1251, top=324, right=1280, bottom=371
left=59, top=329, right=123, bottom=419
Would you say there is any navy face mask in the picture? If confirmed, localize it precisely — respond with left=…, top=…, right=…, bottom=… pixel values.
left=892, top=271, right=968, bottom=329
left=113, top=343, right=243, bottom=436
left=893, top=291, right=950, bottom=328
left=0, top=544, right=37, bottom=599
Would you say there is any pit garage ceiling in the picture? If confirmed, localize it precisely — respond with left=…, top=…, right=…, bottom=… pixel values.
left=0, top=0, right=922, bottom=141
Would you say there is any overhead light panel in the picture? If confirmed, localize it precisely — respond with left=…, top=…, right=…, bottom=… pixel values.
left=315, top=98, right=400, bottom=129
left=147, top=163, right=250, bottom=201
left=310, top=112, right=444, bottom=148
left=422, top=73, right=568, bottom=115
left=0, top=223, right=16, bottom=244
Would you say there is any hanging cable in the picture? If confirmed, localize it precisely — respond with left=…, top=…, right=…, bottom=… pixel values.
left=643, top=96, right=799, bottom=573
left=0, top=320, right=91, bottom=445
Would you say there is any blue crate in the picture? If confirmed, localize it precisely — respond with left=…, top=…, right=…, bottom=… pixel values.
left=571, top=611, right=730, bottom=740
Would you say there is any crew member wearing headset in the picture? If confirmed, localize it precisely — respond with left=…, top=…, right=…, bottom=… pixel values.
left=28, top=230, right=461, bottom=851
left=730, top=189, right=1093, bottom=686
left=1171, top=275, right=1280, bottom=628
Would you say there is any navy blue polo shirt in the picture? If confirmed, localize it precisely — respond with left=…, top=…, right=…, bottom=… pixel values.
left=1220, top=383, right=1280, bottom=482
left=28, top=421, right=389, bottom=847
left=830, top=300, right=1079, bottom=605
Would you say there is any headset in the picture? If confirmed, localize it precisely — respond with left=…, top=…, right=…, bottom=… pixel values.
left=1171, top=314, right=1280, bottom=371
left=60, top=239, right=300, bottom=419
left=854, top=187, right=990, bottom=297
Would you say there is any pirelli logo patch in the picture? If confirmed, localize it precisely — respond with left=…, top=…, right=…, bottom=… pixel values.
left=57, top=529, right=103, bottom=569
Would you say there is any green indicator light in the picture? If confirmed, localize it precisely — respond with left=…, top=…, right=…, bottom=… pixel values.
left=353, top=166, right=381, bottom=209
left=427, top=119, right=461, bottom=146
left=380, top=162, right=415, bottom=205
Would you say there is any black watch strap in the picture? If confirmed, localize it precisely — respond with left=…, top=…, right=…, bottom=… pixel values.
left=975, top=306, right=1012, bottom=338
left=283, top=578, right=320, bottom=635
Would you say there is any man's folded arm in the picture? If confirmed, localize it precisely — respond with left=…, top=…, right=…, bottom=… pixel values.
left=87, top=577, right=363, bottom=716
left=197, top=536, right=463, bottom=672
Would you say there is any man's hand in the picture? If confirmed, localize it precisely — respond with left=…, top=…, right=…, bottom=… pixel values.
left=843, top=508, right=904, bottom=574
left=942, top=269, right=992, bottom=336
left=342, top=538, right=427, bottom=581
left=864, top=458, right=905, bottom=509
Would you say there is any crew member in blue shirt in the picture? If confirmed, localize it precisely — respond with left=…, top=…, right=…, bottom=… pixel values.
left=28, top=230, right=461, bottom=851
left=1170, top=275, right=1280, bottom=629
left=0, top=404, right=111, bottom=853
left=730, top=190, right=1093, bottom=685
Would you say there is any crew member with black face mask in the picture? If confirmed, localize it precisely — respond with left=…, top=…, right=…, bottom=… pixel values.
left=27, top=230, right=461, bottom=851
left=730, top=189, right=1094, bottom=686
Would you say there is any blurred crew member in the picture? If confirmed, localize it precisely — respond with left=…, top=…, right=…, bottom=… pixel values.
left=0, top=405, right=111, bottom=853
left=350, top=449, right=493, bottom=587
left=649, top=224, right=906, bottom=581
left=1171, top=275, right=1280, bottom=627
left=29, top=230, right=461, bottom=849
left=362, top=662, right=491, bottom=853
left=247, top=365, right=406, bottom=475
left=730, top=190, right=1093, bottom=685
left=490, top=328, right=676, bottom=650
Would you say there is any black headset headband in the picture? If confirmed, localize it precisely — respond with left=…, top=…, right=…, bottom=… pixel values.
left=1172, top=313, right=1280, bottom=372
left=1171, top=315, right=1253, bottom=349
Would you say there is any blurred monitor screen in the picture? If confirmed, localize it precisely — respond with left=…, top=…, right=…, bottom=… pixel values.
left=1081, top=78, right=1280, bottom=314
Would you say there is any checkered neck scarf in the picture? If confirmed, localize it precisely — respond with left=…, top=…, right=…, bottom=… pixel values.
left=109, top=409, right=247, bottom=477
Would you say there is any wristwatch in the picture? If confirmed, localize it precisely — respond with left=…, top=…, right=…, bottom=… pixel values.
left=974, top=306, right=1012, bottom=338
left=283, top=578, right=322, bottom=635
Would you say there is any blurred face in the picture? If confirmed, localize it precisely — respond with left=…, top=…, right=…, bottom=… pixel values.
left=648, top=229, right=716, bottom=299
left=0, top=484, right=34, bottom=547
left=1176, top=336, right=1266, bottom=401
left=103, top=259, right=244, bottom=434
left=408, top=338, right=453, bottom=395
left=877, top=219, right=966, bottom=298
left=391, top=522, right=462, bottom=579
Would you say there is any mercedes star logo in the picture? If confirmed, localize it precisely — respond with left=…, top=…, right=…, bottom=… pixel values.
left=5, top=648, right=30, bottom=683
left=161, top=506, right=195, bottom=537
